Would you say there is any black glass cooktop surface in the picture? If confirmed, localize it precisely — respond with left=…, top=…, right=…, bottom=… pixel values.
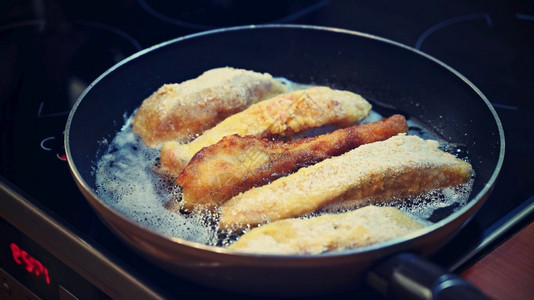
left=1, top=1, right=533, bottom=298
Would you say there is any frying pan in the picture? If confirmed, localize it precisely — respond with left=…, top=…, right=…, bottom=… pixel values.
left=65, top=25, right=504, bottom=298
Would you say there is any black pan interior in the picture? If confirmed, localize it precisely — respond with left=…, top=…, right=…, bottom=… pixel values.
left=67, top=25, right=503, bottom=220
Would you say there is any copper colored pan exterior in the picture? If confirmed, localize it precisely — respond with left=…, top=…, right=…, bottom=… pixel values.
left=65, top=25, right=504, bottom=296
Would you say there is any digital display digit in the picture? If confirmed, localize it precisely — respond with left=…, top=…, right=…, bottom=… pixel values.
left=10, top=242, right=51, bottom=285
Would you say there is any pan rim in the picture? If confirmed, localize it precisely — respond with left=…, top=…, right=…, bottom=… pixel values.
left=64, top=23, right=505, bottom=259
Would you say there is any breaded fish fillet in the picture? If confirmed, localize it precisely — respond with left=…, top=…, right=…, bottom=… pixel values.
left=219, top=134, right=472, bottom=229
left=160, top=86, right=372, bottom=175
left=172, top=115, right=408, bottom=212
left=227, top=206, right=424, bottom=255
left=132, top=67, right=288, bottom=146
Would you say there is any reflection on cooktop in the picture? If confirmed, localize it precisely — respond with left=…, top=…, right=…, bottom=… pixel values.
left=138, top=0, right=328, bottom=29
left=0, top=0, right=533, bottom=299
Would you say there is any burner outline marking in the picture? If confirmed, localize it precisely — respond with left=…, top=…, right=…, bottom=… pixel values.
left=415, top=13, right=492, bottom=50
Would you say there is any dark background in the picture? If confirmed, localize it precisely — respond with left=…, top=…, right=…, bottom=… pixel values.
left=1, top=0, right=533, bottom=298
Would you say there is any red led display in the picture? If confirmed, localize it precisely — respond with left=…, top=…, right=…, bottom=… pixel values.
left=10, top=242, right=51, bottom=285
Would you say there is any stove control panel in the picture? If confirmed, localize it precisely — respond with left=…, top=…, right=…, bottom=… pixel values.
left=0, top=217, right=107, bottom=299
left=1, top=267, right=39, bottom=300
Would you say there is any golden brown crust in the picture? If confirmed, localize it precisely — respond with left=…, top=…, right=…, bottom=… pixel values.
left=159, top=86, right=372, bottom=175
left=132, top=67, right=288, bottom=147
left=174, top=115, right=408, bottom=212
left=219, top=134, right=473, bottom=229
left=227, top=206, right=424, bottom=254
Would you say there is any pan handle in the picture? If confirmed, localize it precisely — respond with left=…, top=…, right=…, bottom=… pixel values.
left=366, top=253, right=492, bottom=300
